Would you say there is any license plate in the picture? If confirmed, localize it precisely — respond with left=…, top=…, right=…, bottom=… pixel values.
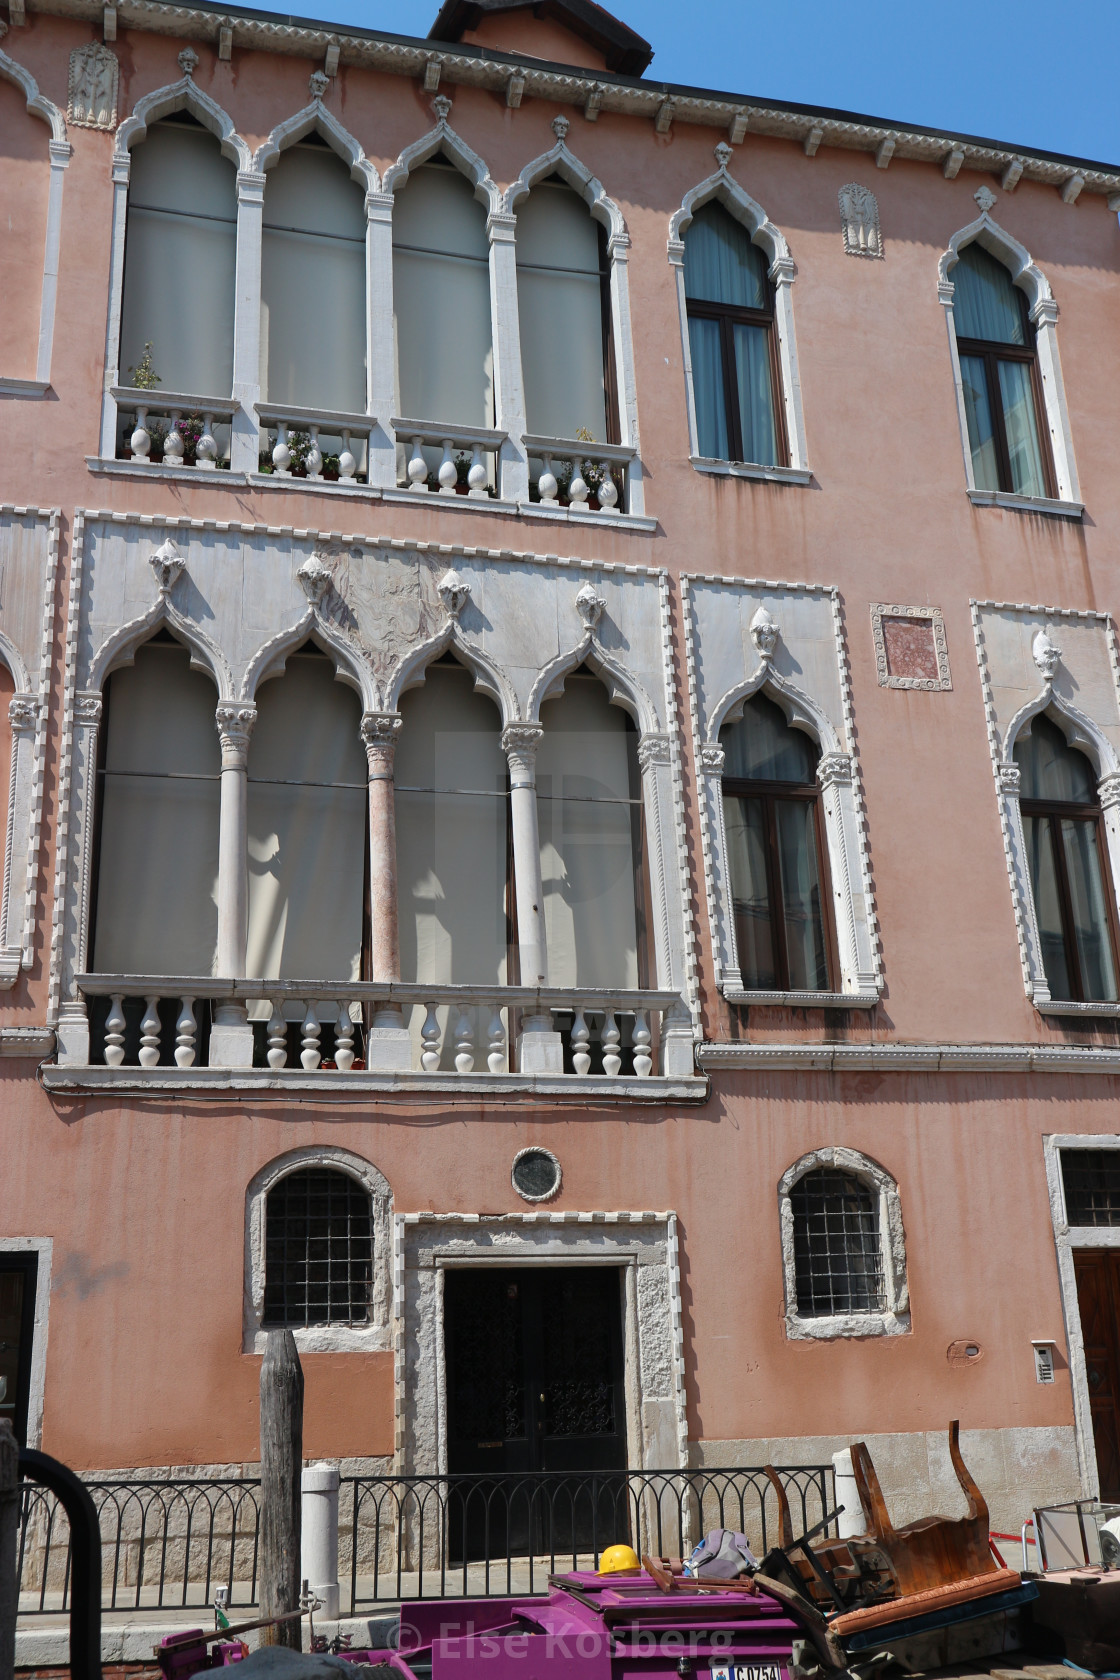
left=710, top=1667, right=783, bottom=1680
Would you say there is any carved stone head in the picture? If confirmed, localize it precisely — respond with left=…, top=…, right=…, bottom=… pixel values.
left=750, top=604, right=779, bottom=660
left=432, top=94, right=452, bottom=124
left=1032, top=628, right=1062, bottom=683
left=177, top=46, right=199, bottom=77
left=973, top=184, right=998, bottom=213
left=308, top=69, right=330, bottom=100
left=149, top=538, right=186, bottom=597
left=552, top=115, right=571, bottom=143
left=714, top=141, right=733, bottom=171
left=575, top=583, right=606, bottom=630
left=438, top=568, right=470, bottom=620
left=298, top=554, right=333, bottom=606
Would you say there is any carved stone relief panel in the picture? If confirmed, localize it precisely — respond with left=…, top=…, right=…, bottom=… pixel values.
left=870, top=604, right=951, bottom=690
left=67, top=43, right=119, bottom=130
left=839, top=182, right=882, bottom=258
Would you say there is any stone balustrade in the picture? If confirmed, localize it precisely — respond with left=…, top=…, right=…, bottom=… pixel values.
left=391, top=416, right=507, bottom=499
left=71, top=975, right=696, bottom=1082
left=112, top=386, right=239, bottom=469
left=255, top=403, right=378, bottom=484
left=522, top=433, right=634, bottom=514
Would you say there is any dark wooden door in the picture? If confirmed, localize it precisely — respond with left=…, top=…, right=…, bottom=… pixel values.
left=0, top=1254, right=38, bottom=1446
left=444, top=1267, right=627, bottom=1559
left=1073, top=1250, right=1120, bottom=1500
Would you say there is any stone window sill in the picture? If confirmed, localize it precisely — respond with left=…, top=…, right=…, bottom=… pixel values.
left=722, top=988, right=880, bottom=1009
left=691, top=456, right=813, bottom=487
left=785, top=1308, right=910, bottom=1342
left=0, top=377, right=51, bottom=398
left=85, top=459, right=658, bottom=531
left=40, top=1064, right=709, bottom=1101
left=1034, top=997, right=1120, bottom=1017
left=967, top=487, right=1084, bottom=520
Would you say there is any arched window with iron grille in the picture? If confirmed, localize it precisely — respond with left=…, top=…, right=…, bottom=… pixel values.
left=790, top=1168, right=886, bottom=1318
left=262, top=1166, right=374, bottom=1328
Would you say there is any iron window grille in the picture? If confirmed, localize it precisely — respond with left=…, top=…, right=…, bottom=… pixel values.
left=262, top=1167, right=374, bottom=1328
left=1061, top=1149, right=1120, bottom=1227
left=791, top=1169, right=886, bottom=1317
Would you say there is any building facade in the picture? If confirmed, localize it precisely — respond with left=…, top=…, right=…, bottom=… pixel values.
left=3, top=0, right=1120, bottom=1539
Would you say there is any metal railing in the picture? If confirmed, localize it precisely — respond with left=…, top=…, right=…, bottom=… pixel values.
left=17, top=1466, right=833, bottom=1617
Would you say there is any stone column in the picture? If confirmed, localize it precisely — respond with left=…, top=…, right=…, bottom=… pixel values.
left=230, top=170, right=266, bottom=473
left=211, top=702, right=256, bottom=1066
left=502, top=723, right=562, bottom=1074
left=486, top=210, right=529, bottom=504
left=361, top=712, right=411, bottom=1070
left=364, top=192, right=398, bottom=489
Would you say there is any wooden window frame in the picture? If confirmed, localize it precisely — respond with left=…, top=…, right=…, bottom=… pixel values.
left=685, top=285, right=787, bottom=469
left=721, top=772, right=836, bottom=993
left=956, top=301, right=1056, bottom=498
left=1020, top=793, right=1120, bottom=1003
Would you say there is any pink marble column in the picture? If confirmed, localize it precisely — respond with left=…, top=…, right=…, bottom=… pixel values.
left=361, top=711, right=402, bottom=983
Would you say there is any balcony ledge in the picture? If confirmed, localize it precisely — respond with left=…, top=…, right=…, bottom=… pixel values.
left=967, top=487, right=1084, bottom=520
left=39, top=1064, right=708, bottom=1101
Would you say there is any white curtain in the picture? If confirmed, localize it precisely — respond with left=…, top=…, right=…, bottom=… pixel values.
left=516, top=181, right=607, bottom=442
left=93, top=641, right=220, bottom=975
left=536, top=674, right=641, bottom=988
left=119, top=119, right=237, bottom=399
left=246, top=652, right=366, bottom=987
left=260, top=142, right=367, bottom=413
left=393, top=163, right=494, bottom=426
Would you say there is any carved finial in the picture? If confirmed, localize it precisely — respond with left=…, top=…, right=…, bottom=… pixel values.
left=714, top=141, right=733, bottom=171
left=1032, top=628, right=1062, bottom=682
left=177, top=45, right=199, bottom=76
left=149, top=538, right=185, bottom=597
left=973, top=184, right=997, bottom=213
left=308, top=69, right=329, bottom=99
left=552, top=114, right=570, bottom=143
left=298, top=554, right=333, bottom=605
left=432, top=94, right=452, bottom=124
left=575, top=582, right=606, bottom=630
left=438, top=568, right=469, bottom=619
left=750, top=604, right=779, bottom=660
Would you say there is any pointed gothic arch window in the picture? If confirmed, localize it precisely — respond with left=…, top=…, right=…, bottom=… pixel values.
left=719, top=693, right=833, bottom=991
left=953, top=242, right=1052, bottom=499
left=683, top=201, right=781, bottom=467
left=1015, top=713, right=1119, bottom=1003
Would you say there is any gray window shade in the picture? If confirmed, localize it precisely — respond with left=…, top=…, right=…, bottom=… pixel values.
left=393, top=164, right=494, bottom=427
left=260, top=143, right=367, bottom=412
left=537, top=674, right=641, bottom=988
left=516, top=181, right=607, bottom=442
left=119, top=121, right=237, bottom=399
left=93, top=641, right=220, bottom=975
left=953, top=242, right=1027, bottom=344
left=246, top=652, right=366, bottom=986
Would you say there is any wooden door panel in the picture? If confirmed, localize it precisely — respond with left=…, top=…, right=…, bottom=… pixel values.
left=1074, top=1251, right=1120, bottom=1502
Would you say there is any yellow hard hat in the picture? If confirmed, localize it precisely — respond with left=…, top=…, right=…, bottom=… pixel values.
left=598, top=1543, right=642, bottom=1575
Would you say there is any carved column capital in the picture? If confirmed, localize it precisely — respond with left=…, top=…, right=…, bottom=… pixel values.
left=361, top=711, right=402, bottom=779
left=1098, top=771, right=1120, bottom=811
left=8, top=695, right=39, bottom=736
left=501, top=723, right=544, bottom=783
left=817, top=752, right=854, bottom=790
left=998, top=762, right=1022, bottom=797
left=637, top=732, right=671, bottom=772
left=74, top=691, right=103, bottom=729
left=699, top=744, right=726, bottom=777
left=216, top=702, right=256, bottom=767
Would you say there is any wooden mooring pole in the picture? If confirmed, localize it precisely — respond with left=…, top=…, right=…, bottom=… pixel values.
left=0, top=1421, right=18, bottom=1680
left=259, top=1330, right=304, bottom=1651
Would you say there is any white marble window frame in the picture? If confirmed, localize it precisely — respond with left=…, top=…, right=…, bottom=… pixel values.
left=668, top=150, right=811, bottom=484
left=243, top=1146, right=393, bottom=1355
left=972, top=602, right=1120, bottom=1017
left=1042, top=1131, right=1120, bottom=1499
left=779, top=1147, right=910, bottom=1342
left=938, top=212, right=1082, bottom=516
left=0, top=52, right=70, bottom=398
left=98, top=90, right=647, bottom=519
left=870, top=603, right=952, bottom=691
left=0, top=1236, right=52, bottom=1447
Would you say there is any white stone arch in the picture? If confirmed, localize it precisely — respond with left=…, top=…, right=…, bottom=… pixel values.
left=0, top=628, right=32, bottom=699
left=240, top=612, right=377, bottom=712
left=668, top=150, right=810, bottom=476
left=937, top=210, right=1080, bottom=505
left=0, top=49, right=70, bottom=393
left=88, top=601, right=234, bottom=701
left=114, top=76, right=251, bottom=172
left=778, top=1146, right=910, bottom=1341
left=1003, top=686, right=1120, bottom=778
left=253, top=99, right=379, bottom=192
left=708, top=667, right=842, bottom=759
left=529, top=631, right=660, bottom=737
left=243, top=1145, right=393, bottom=1354
left=388, top=624, right=517, bottom=726
left=504, top=134, right=626, bottom=242
left=383, top=110, right=500, bottom=215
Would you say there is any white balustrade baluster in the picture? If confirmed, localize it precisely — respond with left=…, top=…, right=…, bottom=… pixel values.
left=300, top=1003, right=321, bottom=1070
left=597, top=461, right=619, bottom=510
left=632, top=1009, right=652, bottom=1078
left=138, top=996, right=161, bottom=1067
left=486, top=1008, right=506, bottom=1074
left=175, top=996, right=197, bottom=1068
left=571, top=1006, right=592, bottom=1076
left=334, top=1006, right=355, bottom=1072
left=305, top=425, right=323, bottom=480
left=601, top=1009, right=622, bottom=1077
left=420, top=1003, right=442, bottom=1071
left=272, top=421, right=292, bottom=475
left=467, top=444, right=489, bottom=499
left=104, top=994, right=127, bottom=1067
left=267, top=1001, right=287, bottom=1070
left=454, top=1008, right=474, bottom=1074
left=438, top=439, right=458, bottom=495
left=408, top=437, right=429, bottom=491
left=538, top=454, right=559, bottom=505
left=339, top=431, right=357, bottom=483
left=130, top=406, right=151, bottom=461
left=568, top=462, right=589, bottom=509
left=196, top=415, right=218, bottom=469
left=163, top=413, right=185, bottom=466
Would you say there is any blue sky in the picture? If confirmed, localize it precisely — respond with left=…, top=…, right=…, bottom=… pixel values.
left=272, top=0, right=1119, bottom=166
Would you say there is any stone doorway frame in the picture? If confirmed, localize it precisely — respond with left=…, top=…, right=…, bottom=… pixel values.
left=392, top=1212, right=687, bottom=1476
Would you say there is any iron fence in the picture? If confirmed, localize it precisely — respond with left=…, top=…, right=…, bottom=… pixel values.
left=16, top=1465, right=834, bottom=1617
